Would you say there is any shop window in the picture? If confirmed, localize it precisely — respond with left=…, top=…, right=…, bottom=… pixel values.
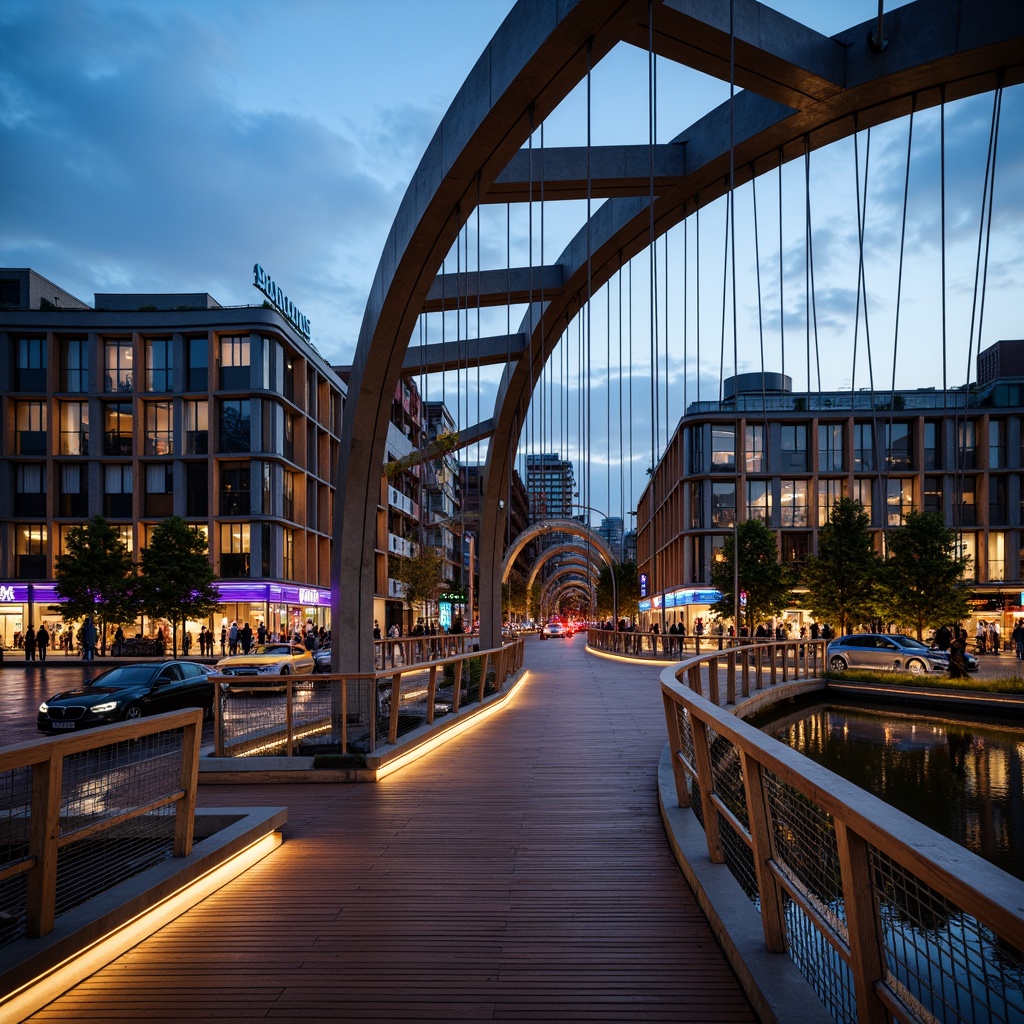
left=219, top=399, right=251, bottom=453
left=144, top=400, right=174, bottom=455
left=103, top=402, right=133, bottom=455
left=219, top=335, right=250, bottom=390
left=60, top=401, right=89, bottom=455
left=220, top=522, right=250, bottom=578
left=15, top=525, right=47, bottom=579
left=15, top=463, right=46, bottom=516
left=145, top=338, right=173, bottom=393
left=62, top=338, right=89, bottom=392
left=104, top=340, right=133, bottom=393
left=818, top=423, right=843, bottom=473
left=780, top=479, right=808, bottom=527
left=16, top=400, right=47, bottom=454
left=104, top=464, right=133, bottom=518
left=16, top=337, right=46, bottom=391
left=58, top=463, right=88, bottom=518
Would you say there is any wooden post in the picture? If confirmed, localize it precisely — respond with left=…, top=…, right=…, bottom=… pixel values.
left=388, top=671, right=402, bottom=744
left=662, top=690, right=691, bottom=808
left=285, top=679, right=294, bottom=756
left=174, top=710, right=202, bottom=857
left=427, top=665, right=438, bottom=723
left=690, top=716, right=724, bottom=863
left=739, top=750, right=786, bottom=952
left=26, top=748, right=62, bottom=938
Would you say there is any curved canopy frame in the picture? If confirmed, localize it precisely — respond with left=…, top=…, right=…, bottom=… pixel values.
left=501, top=519, right=616, bottom=584
left=334, top=0, right=1024, bottom=670
left=526, top=542, right=604, bottom=595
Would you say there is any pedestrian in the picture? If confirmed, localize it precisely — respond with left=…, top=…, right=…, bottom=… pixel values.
left=228, top=621, right=239, bottom=655
left=934, top=624, right=952, bottom=652
left=24, top=624, right=36, bottom=661
left=976, top=620, right=986, bottom=654
left=82, top=616, right=97, bottom=661
left=114, top=625, right=125, bottom=655
left=36, top=623, right=50, bottom=661
left=257, top=621, right=267, bottom=645
left=948, top=629, right=968, bottom=678
left=183, top=630, right=192, bottom=656
left=1014, top=619, right=1024, bottom=660
left=241, top=622, right=253, bottom=654
left=221, top=624, right=228, bottom=656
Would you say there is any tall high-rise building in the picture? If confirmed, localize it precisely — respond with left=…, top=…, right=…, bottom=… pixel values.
left=525, top=452, right=575, bottom=522
left=596, top=517, right=624, bottom=561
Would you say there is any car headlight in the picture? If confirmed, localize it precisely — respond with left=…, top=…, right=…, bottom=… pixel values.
left=39, top=701, right=49, bottom=713
left=256, top=664, right=282, bottom=674
left=90, top=701, right=120, bottom=713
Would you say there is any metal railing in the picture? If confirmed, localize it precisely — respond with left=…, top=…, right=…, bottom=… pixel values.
left=661, top=648, right=1024, bottom=1024
left=0, top=710, right=202, bottom=946
left=214, top=638, right=524, bottom=758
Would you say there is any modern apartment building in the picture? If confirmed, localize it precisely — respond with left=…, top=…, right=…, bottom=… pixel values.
left=636, top=349, right=1024, bottom=636
left=0, top=268, right=341, bottom=648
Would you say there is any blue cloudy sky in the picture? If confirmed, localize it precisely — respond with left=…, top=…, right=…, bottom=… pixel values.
left=2, top=1, right=1021, bottom=519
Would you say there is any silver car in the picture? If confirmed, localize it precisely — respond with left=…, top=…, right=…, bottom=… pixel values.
left=826, top=633, right=977, bottom=675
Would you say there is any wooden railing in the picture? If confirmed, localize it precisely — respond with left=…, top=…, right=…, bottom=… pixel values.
left=0, top=710, right=202, bottom=941
left=660, top=650, right=1024, bottom=1023
left=214, top=638, right=525, bottom=758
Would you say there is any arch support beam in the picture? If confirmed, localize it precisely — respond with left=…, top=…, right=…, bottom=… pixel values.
left=423, top=267, right=564, bottom=312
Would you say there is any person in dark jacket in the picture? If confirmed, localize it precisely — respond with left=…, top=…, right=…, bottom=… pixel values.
left=24, top=625, right=36, bottom=661
left=35, top=624, right=50, bottom=661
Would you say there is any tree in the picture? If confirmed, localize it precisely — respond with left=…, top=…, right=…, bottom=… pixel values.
left=138, top=517, right=221, bottom=656
left=880, top=511, right=971, bottom=640
left=595, top=560, right=639, bottom=623
left=54, top=516, right=137, bottom=656
left=800, top=498, right=882, bottom=635
left=711, top=520, right=792, bottom=632
left=503, top=568, right=529, bottom=621
left=393, top=548, right=445, bottom=613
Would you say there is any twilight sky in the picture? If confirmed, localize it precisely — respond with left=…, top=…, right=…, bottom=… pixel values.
left=2, top=1, right=1021, bottom=521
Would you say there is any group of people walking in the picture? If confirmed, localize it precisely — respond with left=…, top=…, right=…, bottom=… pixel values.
left=21, top=623, right=50, bottom=660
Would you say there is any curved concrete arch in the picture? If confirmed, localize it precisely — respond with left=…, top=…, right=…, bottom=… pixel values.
left=541, top=569, right=595, bottom=612
left=337, top=0, right=1024, bottom=667
left=526, top=541, right=605, bottom=595
left=501, top=519, right=616, bottom=584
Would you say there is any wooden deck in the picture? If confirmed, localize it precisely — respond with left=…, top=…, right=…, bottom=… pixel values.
left=24, top=639, right=757, bottom=1022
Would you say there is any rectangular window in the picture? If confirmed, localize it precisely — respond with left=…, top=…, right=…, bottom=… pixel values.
left=186, top=462, right=208, bottom=517
left=923, top=476, right=942, bottom=515
left=744, top=424, right=765, bottom=473
left=220, top=462, right=250, bottom=516
left=184, top=399, right=208, bottom=454
left=780, top=479, right=809, bottom=527
left=144, top=463, right=174, bottom=517
left=956, top=477, right=976, bottom=527
left=283, top=472, right=296, bottom=522
left=15, top=524, right=47, bottom=579
left=958, top=421, right=976, bottom=470
left=885, top=422, right=912, bottom=470
left=187, top=337, right=208, bottom=391
left=16, top=400, right=47, bottom=454
left=711, top=482, right=736, bottom=527
left=144, top=401, right=174, bottom=455
left=989, top=476, right=1006, bottom=526
left=956, top=533, right=977, bottom=581
left=58, top=463, right=88, bottom=518
left=689, top=482, right=703, bottom=529
left=853, top=423, right=874, bottom=473
left=711, top=425, right=735, bottom=472
left=219, top=335, right=250, bottom=390
left=851, top=478, right=872, bottom=522
left=781, top=532, right=809, bottom=565
left=283, top=528, right=295, bottom=580
left=220, top=522, right=251, bottom=578
left=15, top=463, right=46, bottom=516
left=219, top=399, right=251, bottom=453
left=780, top=425, right=807, bottom=472
left=989, top=420, right=1004, bottom=469
left=145, top=338, right=173, bottom=392
left=988, top=532, right=1005, bottom=582
left=284, top=413, right=295, bottom=461
left=818, top=479, right=845, bottom=527
left=818, top=424, right=843, bottom=473
left=62, top=338, right=89, bottom=392
left=746, top=480, right=771, bottom=523
left=923, top=421, right=939, bottom=471
left=103, top=402, right=133, bottom=456
left=104, top=464, right=133, bottom=517
left=886, top=478, right=914, bottom=526
left=687, top=426, right=704, bottom=474
left=16, top=337, right=47, bottom=390
left=104, top=340, right=133, bottom=393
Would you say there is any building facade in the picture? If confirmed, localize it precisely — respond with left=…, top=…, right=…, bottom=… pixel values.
left=637, top=353, right=1024, bottom=637
left=1, top=268, right=341, bottom=649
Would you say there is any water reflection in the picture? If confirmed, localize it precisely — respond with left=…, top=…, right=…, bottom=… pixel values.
left=755, top=699, right=1024, bottom=882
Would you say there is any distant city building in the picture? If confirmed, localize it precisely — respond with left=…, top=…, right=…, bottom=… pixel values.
left=637, top=348, right=1024, bottom=636
left=525, top=452, right=576, bottom=521
left=596, top=517, right=624, bottom=561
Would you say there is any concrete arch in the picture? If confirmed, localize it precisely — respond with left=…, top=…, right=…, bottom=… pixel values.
left=526, top=541, right=605, bottom=595
left=541, top=569, right=595, bottom=614
left=501, top=519, right=616, bottom=584
left=337, top=0, right=1024, bottom=668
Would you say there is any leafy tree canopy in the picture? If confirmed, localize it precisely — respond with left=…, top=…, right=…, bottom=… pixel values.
left=595, top=560, right=639, bottom=622
left=710, top=520, right=792, bottom=631
left=393, top=548, right=445, bottom=609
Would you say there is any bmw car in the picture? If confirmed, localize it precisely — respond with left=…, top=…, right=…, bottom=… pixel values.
left=38, top=661, right=216, bottom=733
left=826, top=633, right=979, bottom=675
left=214, top=643, right=315, bottom=683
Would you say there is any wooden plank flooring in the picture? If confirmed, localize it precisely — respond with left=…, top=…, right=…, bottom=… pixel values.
left=23, top=639, right=757, bottom=1023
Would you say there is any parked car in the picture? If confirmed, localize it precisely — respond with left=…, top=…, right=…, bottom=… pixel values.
left=541, top=621, right=568, bottom=639
left=214, top=643, right=315, bottom=683
left=313, top=644, right=332, bottom=673
left=826, top=633, right=978, bottom=675
left=38, top=661, right=216, bottom=733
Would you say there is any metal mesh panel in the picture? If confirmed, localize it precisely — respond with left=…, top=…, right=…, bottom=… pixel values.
left=676, top=705, right=695, bottom=768
left=55, top=733, right=182, bottom=917
left=220, top=679, right=334, bottom=754
left=871, top=849, right=1024, bottom=1024
left=0, top=765, right=32, bottom=947
left=706, top=724, right=749, bottom=833
left=784, top=899, right=857, bottom=1024
left=718, top=810, right=760, bottom=901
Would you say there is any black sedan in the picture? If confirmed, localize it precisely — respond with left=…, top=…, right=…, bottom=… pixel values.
left=38, top=661, right=216, bottom=733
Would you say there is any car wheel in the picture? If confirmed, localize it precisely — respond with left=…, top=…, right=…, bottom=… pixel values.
left=905, top=658, right=926, bottom=674
left=828, top=655, right=848, bottom=673
left=122, top=704, right=144, bottom=722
